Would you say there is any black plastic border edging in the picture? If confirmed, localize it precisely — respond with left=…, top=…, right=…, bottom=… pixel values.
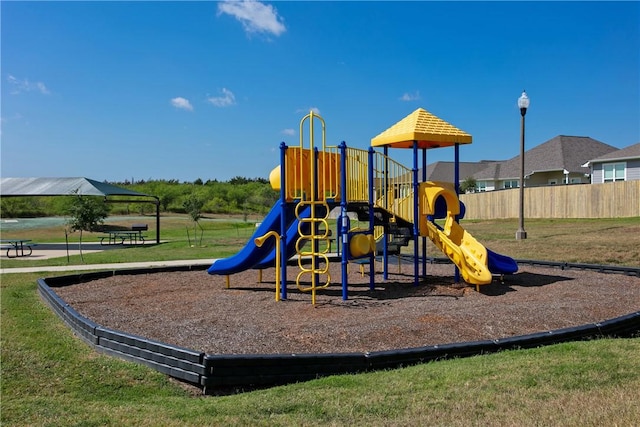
left=37, top=262, right=640, bottom=393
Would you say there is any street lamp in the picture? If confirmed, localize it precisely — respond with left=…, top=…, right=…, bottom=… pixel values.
left=516, top=90, right=530, bottom=240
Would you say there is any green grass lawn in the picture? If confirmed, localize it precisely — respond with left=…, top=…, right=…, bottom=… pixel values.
left=0, top=215, right=258, bottom=268
left=1, top=216, right=639, bottom=425
left=2, top=215, right=638, bottom=268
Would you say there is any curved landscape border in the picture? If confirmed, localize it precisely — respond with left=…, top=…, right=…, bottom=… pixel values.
left=37, top=261, right=640, bottom=395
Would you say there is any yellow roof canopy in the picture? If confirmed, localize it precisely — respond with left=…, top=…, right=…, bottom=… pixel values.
left=371, top=108, right=472, bottom=149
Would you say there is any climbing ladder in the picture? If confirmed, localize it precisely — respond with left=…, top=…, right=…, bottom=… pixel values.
left=280, top=111, right=417, bottom=303
left=293, top=112, right=332, bottom=304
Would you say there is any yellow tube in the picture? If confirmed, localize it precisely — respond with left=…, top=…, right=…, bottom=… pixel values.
left=350, top=234, right=373, bottom=258
left=269, top=166, right=281, bottom=191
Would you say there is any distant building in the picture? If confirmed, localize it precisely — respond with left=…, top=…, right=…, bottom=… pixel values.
left=420, top=135, right=623, bottom=192
left=582, top=142, right=640, bottom=183
left=423, top=161, right=496, bottom=183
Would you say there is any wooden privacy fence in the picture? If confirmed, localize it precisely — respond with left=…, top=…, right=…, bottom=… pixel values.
left=459, top=181, right=640, bottom=219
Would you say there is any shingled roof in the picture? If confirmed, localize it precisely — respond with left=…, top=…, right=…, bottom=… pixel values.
left=473, top=135, right=618, bottom=180
left=421, top=161, right=496, bottom=182
left=583, top=142, right=640, bottom=165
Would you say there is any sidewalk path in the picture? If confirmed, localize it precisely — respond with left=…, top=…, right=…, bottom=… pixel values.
left=1, top=240, right=215, bottom=274
left=0, top=259, right=213, bottom=274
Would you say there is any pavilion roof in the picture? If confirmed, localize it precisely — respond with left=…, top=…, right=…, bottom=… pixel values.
left=371, top=108, right=472, bottom=149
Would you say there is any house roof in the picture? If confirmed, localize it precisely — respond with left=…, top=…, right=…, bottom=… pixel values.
left=473, top=135, right=618, bottom=180
left=421, top=161, right=495, bottom=182
left=0, top=177, right=153, bottom=198
left=371, top=108, right=472, bottom=149
left=582, top=142, right=640, bottom=166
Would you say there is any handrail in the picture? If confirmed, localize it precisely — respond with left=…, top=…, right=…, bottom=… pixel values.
left=254, top=231, right=282, bottom=301
left=371, top=151, right=414, bottom=222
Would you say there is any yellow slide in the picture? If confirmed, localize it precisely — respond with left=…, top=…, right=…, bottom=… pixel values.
left=418, top=182, right=492, bottom=287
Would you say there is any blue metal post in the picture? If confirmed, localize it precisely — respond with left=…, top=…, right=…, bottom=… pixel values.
left=339, top=142, right=349, bottom=300
left=383, top=146, right=389, bottom=280
left=412, top=141, right=419, bottom=286
left=368, top=147, right=375, bottom=290
left=422, top=147, right=427, bottom=277
left=454, top=143, right=461, bottom=283
left=279, top=142, right=288, bottom=300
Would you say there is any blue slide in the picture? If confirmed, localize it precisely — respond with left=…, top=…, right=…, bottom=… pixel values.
left=253, top=205, right=312, bottom=270
left=487, top=248, right=518, bottom=275
left=208, top=203, right=294, bottom=275
left=207, top=204, right=314, bottom=275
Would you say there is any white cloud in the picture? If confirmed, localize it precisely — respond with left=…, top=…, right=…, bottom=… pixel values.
left=170, top=97, right=194, bottom=111
left=7, top=75, right=50, bottom=95
left=207, top=88, right=236, bottom=107
left=218, top=0, right=286, bottom=37
left=281, top=128, right=295, bottom=136
left=400, top=91, right=421, bottom=102
left=0, top=113, right=24, bottom=123
left=296, top=107, right=321, bottom=116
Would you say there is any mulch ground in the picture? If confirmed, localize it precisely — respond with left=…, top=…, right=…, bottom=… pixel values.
left=53, top=260, right=640, bottom=356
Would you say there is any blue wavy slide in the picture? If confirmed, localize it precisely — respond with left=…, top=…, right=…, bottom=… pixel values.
left=253, top=205, right=312, bottom=270
left=487, top=248, right=518, bottom=275
left=207, top=204, right=311, bottom=275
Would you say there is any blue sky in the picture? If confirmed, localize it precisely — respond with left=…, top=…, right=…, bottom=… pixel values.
left=2, top=1, right=638, bottom=183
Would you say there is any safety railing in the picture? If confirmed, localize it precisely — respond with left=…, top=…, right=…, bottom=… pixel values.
left=371, top=151, right=414, bottom=222
left=280, top=143, right=414, bottom=219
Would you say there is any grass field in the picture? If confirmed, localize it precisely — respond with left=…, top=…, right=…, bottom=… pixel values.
left=2, top=215, right=639, bottom=268
left=1, top=216, right=639, bottom=425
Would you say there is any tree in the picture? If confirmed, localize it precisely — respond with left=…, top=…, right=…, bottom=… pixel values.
left=66, top=191, right=109, bottom=262
left=459, top=177, right=478, bottom=194
left=183, top=192, right=205, bottom=246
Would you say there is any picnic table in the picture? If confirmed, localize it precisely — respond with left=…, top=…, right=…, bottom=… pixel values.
left=100, top=224, right=148, bottom=246
left=0, top=239, right=35, bottom=258
left=100, top=230, right=146, bottom=246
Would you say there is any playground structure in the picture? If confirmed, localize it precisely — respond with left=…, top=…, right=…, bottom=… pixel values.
left=208, top=109, right=518, bottom=303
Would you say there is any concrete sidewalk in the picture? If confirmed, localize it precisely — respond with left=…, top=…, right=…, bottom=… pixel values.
left=0, top=241, right=213, bottom=274
left=0, top=259, right=213, bottom=274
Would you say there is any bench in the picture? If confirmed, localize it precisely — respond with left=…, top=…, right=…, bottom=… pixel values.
left=131, top=224, right=148, bottom=242
left=1, top=239, right=36, bottom=258
left=100, top=226, right=147, bottom=246
left=100, top=232, right=125, bottom=245
left=326, top=229, right=337, bottom=253
left=0, top=244, right=16, bottom=257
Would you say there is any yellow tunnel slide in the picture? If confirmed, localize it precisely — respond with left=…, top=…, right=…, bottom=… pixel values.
left=418, top=182, right=493, bottom=286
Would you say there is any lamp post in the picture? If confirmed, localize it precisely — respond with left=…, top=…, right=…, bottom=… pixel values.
left=516, top=90, right=529, bottom=240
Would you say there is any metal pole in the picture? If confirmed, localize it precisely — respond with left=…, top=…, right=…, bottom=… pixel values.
left=155, top=198, right=160, bottom=244
left=412, top=141, right=419, bottom=286
left=279, top=142, right=288, bottom=300
left=383, top=146, right=389, bottom=280
left=421, top=147, right=427, bottom=278
left=339, top=141, right=349, bottom=300
left=368, top=147, right=375, bottom=291
left=454, top=143, right=461, bottom=282
left=516, top=109, right=527, bottom=239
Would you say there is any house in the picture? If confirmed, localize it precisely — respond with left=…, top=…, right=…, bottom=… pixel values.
left=417, top=135, right=619, bottom=192
left=394, top=135, right=625, bottom=193
left=582, top=142, right=640, bottom=183
left=423, top=161, right=497, bottom=183
left=471, top=135, right=618, bottom=191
